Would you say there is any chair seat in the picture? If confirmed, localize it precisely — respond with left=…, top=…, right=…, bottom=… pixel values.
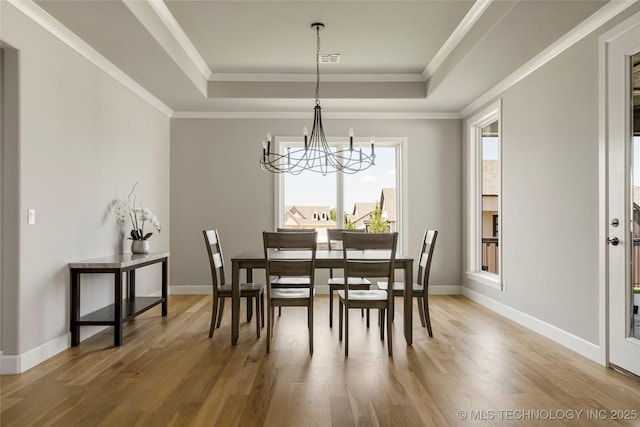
left=218, top=283, right=264, bottom=296
left=271, top=288, right=313, bottom=299
left=328, top=277, right=371, bottom=286
left=272, top=277, right=310, bottom=286
left=377, top=281, right=423, bottom=295
left=337, top=289, right=387, bottom=301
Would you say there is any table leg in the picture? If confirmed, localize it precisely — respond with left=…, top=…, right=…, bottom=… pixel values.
left=404, top=261, right=413, bottom=345
left=162, top=258, right=168, bottom=316
left=231, top=260, right=240, bottom=345
left=70, top=270, right=80, bottom=346
left=128, top=270, right=136, bottom=300
left=114, top=271, right=123, bottom=346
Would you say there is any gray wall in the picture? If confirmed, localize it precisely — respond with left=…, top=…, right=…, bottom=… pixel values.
left=462, top=8, right=639, bottom=346
left=1, top=3, right=171, bottom=357
left=170, top=118, right=462, bottom=293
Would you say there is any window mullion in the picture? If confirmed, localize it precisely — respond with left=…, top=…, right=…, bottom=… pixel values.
left=337, top=144, right=344, bottom=228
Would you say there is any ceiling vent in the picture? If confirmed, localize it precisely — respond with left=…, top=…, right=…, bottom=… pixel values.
left=318, top=54, right=340, bottom=64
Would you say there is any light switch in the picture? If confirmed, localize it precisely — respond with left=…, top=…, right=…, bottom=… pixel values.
left=27, top=209, right=36, bottom=225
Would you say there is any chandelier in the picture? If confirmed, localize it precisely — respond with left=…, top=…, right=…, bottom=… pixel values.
left=259, top=23, right=375, bottom=176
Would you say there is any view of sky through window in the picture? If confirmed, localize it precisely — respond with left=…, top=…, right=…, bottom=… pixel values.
left=284, top=146, right=397, bottom=214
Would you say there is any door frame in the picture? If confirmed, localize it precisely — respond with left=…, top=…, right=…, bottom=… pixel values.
left=599, top=9, right=640, bottom=368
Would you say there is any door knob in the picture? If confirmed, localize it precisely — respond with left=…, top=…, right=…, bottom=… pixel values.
left=607, top=237, right=620, bottom=246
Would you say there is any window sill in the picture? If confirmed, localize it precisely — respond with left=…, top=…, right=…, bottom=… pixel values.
left=465, top=271, right=502, bottom=291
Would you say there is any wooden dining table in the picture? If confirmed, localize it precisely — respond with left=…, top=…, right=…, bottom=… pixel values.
left=230, top=250, right=414, bottom=345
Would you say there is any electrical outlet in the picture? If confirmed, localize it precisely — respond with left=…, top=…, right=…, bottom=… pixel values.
left=27, top=209, right=36, bottom=225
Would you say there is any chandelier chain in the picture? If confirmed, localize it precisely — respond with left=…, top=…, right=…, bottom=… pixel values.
left=315, top=25, right=320, bottom=106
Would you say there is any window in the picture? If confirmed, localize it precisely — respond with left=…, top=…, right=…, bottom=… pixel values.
left=276, top=137, right=404, bottom=247
left=466, top=101, right=502, bottom=289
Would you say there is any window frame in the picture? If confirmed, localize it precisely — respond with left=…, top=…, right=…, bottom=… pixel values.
left=466, top=100, right=503, bottom=290
left=274, top=136, right=406, bottom=251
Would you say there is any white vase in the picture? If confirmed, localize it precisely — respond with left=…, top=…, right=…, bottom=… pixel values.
left=131, top=240, right=150, bottom=254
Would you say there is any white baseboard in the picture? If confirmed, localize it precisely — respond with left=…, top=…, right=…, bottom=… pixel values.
left=1, top=333, right=69, bottom=374
left=170, top=284, right=462, bottom=296
left=429, top=285, right=462, bottom=295
left=462, top=287, right=605, bottom=365
left=170, top=285, right=211, bottom=295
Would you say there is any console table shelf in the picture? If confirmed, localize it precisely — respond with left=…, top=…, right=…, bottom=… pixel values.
left=69, top=252, right=169, bottom=346
left=78, top=296, right=164, bottom=324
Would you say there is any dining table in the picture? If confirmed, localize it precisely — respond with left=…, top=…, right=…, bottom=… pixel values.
left=230, top=249, right=414, bottom=345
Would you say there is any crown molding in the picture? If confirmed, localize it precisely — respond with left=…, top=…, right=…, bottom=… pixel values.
left=422, top=0, right=493, bottom=80
left=171, top=111, right=460, bottom=119
left=123, top=0, right=208, bottom=96
left=459, top=0, right=637, bottom=118
left=210, top=73, right=425, bottom=83
left=146, top=0, right=213, bottom=80
left=8, top=0, right=173, bottom=117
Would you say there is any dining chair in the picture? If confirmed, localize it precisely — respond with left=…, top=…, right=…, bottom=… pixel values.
left=339, top=232, right=397, bottom=357
left=203, top=229, right=264, bottom=339
left=327, top=228, right=371, bottom=328
left=271, top=228, right=316, bottom=316
left=377, top=229, right=438, bottom=336
left=263, top=230, right=317, bottom=353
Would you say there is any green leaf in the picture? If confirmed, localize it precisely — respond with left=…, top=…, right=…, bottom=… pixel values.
left=130, top=229, right=139, bottom=240
left=143, top=233, right=153, bottom=240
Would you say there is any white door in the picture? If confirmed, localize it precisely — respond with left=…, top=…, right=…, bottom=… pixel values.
left=606, top=17, right=640, bottom=377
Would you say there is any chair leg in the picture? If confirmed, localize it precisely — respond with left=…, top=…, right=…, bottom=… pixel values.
left=261, top=293, right=265, bottom=327
left=309, top=301, right=313, bottom=354
left=329, top=288, right=334, bottom=328
left=255, top=295, right=261, bottom=339
left=366, top=308, right=370, bottom=328
left=390, top=295, right=395, bottom=322
left=267, top=301, right=272, bottom=353
left=361, top=308, right=365, bottom=317
left=339, top=300, right=343, bottom=341
left=345, top=305, right=349, bottom=357
left=380, top=309, right=385, bottom=340
left=209, top=294, right=218, bottom=338
left=278, top=306, right=282, bottom=317
left=271, top=306, right=275, bottom=335
left=387, top=306, right=393, bottom=356
left=247, top=297, right=253, bottom=323
left=424, top=297, right=433, bottom=337
left=216, top=297, right=225, bottom=328
left=417, top=297, right=427, bottom=327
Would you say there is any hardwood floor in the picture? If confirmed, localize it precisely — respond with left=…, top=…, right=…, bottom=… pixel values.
left=2, top=295, right=640, bottom=426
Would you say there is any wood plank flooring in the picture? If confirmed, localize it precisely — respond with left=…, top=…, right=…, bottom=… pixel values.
left=2, top=295, right=640, bottom=426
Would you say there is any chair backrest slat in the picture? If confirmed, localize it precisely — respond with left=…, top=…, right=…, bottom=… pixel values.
left=347, top=261, right=393, bottom=277
left=327, top=228, right=365, bottom=250
left=266, top=232, right=317, bottom=250
left=203, top=229, right=226, bottom=295
left=212, top=252, right=223, bottom=269
left=417, top=229, right=438, bottom=289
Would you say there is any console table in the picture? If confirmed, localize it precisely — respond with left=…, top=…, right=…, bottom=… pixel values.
left=69, top=252, right=169, bottom=346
